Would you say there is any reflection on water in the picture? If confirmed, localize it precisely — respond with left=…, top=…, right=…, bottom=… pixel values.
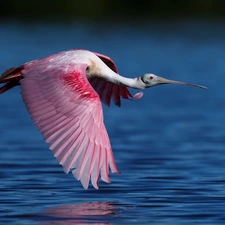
left=41, top=202, right=114, bottom=225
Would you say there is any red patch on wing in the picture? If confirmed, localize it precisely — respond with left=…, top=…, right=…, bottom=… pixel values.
left=63, top=70, right=99, bottom=101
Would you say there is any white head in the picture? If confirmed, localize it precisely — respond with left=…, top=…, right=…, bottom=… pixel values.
left=141, top=73, right=208, bottom=89
left=141, top=74, right=160, bottom=87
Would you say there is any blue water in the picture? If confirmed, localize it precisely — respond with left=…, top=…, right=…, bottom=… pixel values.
left=0, top=21, right=225, bottom=225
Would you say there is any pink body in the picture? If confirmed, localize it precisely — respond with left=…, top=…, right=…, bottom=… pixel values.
left=13, top=49, right=141, bottom=189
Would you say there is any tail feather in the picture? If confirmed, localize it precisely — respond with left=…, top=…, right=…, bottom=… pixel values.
left=0, top=66, right=24, bottom=94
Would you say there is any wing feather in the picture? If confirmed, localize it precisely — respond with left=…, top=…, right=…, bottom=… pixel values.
left=90, top=52, right=140, bottom=107
left=90, top=145, right=100, bottom=189
left=112, top=85, right=121, bottom=106
left=20, top=66, right=119, bottom=189
left=63, top=132, right=85, bottom=173
left=89, top=78, right=136, bottom=107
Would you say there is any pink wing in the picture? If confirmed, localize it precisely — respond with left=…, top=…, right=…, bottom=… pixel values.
left=89, top=77, right=134, bottom=107
left=94, top=52, right=118, bottom=73
left=20, top=65, right=119, bottom=189
left=91, top=52, right=142, bottom=107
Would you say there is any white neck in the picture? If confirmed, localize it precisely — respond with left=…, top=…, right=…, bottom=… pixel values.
left=108, top=73, right=145, bottom=89
left=94, top=63, right=145, bottom=89
left=87, top=54, right=146, bottom=89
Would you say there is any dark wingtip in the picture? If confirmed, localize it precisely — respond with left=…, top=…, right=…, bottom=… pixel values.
left=1, top=68, right=17, bottom=79
left=0, top=82, right=19, bottom=94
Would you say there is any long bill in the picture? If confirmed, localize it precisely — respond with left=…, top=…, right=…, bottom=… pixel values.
left=157, top=76, right=208, bottom=90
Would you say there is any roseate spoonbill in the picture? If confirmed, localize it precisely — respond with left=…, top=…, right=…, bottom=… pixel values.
left=0, top=49, right=207, bottom=189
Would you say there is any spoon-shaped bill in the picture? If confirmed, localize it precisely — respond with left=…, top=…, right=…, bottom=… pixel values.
left=157, top=76, right=208, bottom=90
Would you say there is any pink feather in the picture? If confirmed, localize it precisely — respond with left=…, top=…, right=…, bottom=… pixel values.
left=1, top=49, right=142, bottom=189
left=19, top=52, right=122, bottom=189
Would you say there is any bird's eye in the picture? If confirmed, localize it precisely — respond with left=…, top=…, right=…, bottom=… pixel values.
left=150, top=76, right=153, bottom=80
left=86, top=66, right=90, bottom=72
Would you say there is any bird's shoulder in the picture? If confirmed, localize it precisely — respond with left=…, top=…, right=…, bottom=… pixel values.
left=22, top=50, right=88, bottom=77
left=22, top=52, right=99, bottom=103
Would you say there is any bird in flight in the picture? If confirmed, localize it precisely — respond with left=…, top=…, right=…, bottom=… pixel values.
left=0, top=49, right=207, bottom=189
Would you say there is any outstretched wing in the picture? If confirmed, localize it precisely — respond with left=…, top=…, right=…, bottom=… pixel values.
left=91, top=52, right=141, bottom=107
left=20, top=65, right=119, bottom=189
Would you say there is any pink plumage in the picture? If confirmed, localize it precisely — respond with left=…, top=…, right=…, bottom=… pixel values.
left=0, top=49, right=207, bottom=189
left=0, top=49, right=142, bottom=189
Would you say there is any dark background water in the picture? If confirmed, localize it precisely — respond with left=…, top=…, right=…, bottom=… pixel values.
left=0, top=20, right=225, bottom=224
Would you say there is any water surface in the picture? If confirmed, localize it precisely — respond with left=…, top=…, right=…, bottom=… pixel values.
left=0, top=21, right=224, bottom=224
